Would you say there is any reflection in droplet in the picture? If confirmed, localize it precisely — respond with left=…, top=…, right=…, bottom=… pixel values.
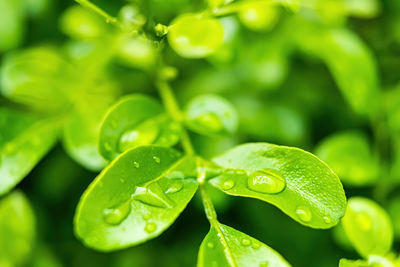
left=165, top=180, right=183, bottom=194
left=259, top=261, right=269, bottom=267
left=118, top=121, right=159, bottom=152
left=144, top=222, right=157, bottom=233
left=103, top=200, right=131, bottom=225
left=132, top=184, right=174, bottom=208
left=241, top=238, right=251, bottom=246
left=133, top=161, right=140, bottom=168
left=247, top=169, right=286, bottom=194
left=153, top=156, right=161, bottom=163
left=222, top=180, right=235, bottom=190
left=295, top=206, right=312, bottom=222
left=323, top=216, right=332, bottom=224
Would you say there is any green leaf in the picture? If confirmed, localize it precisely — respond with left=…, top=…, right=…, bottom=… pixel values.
left=339, top=256, right=395, bottom=267
left=197, top=223, right=291, bottom=267
left=0, top=190, right=36, bottom=266
left=315, top=130, right=380, bottom=186
left=342, top=197, right=393, bottom=258
left=184, top=94, right=238, bottom=136
left=210, top=143, right=346, bottom=228
left=0, top=0, right=24, bottom=51
left=295, top=26, right=379, bottom=116
left=0, top=47, right=73, bottom=112
left=0, top=108, right=59, bottom=195
left=339, top=258, right=369, bottom=267
left=62, top=99, right=111, bottom=171
left=74, top=145, right=198, bottom=251
left=99, top=94, right=181, bottom=161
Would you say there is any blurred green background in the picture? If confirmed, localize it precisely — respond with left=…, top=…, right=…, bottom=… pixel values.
left=0, top=0, right=400, bottom=266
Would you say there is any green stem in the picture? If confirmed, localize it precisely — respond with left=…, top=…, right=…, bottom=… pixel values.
left=199, top=184, right=218, bottom=224
left=156, top=81, right=195, bottom=155
left=75, top=0, right=123, bottom=29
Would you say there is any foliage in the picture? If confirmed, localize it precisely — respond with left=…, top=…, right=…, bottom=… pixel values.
left=0, top=0, right=399, bottom=266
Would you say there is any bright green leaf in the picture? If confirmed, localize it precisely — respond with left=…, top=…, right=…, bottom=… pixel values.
left=184, top=94, right=238, bottom=136
left=74, top=145, right=198, bottom=251
left=210, top=143, right=346, bottom=228
left=339, top=256, right=395, bottom=267
left=197, top=223, right=291, bottom=267
left=99, top=94, right=181, bottom=161
left=0, top=108, right=59, bottom=195
left=0, top=0, right=24, bottom=51
left=62, top=99, right=111, bottom=171
left=0, top=190, right=36, bottom=266
left=315, top=131, right=380, bottom=186
left=342, top=197, right=393, bottom=258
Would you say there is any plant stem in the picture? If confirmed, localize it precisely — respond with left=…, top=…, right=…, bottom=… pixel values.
left=199, top=183, right=218, bottom=224
left=75, top=0, right=123, bottom=29
left=156, top=81, right=195, bottom=155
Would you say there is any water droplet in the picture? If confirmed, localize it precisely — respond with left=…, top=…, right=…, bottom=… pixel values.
left=103, top=201, right=131, bottom=225
left=207, top=242, right=214, bottom=248
left=323, top=216, right=332, bottom=224
left=120, top=178, right=125, bottom=183
left=144, top=222, right=157, bottom=233
left=259, top=261, right=269, bottom=267
left=247, top=169, right=286, bottom=194
left=355, top=211, right=372, bottom=231
left=133, top=161, right=140, bottom=168
left=241, top=238, right=251, bottom=246
left=222, top=180, right=235, bottom=190
left=165, top=180, right=183, bottom=194
left=252, top=242, right=260, bottom=249
left=153, top=156, right=161, bottom=163
left=142, top=214, right=151, bottom=220
left=132, top=183, right=174, bottom=208
left=118, top=121, right=159, bottom=152
left=295, top=206, right=312, bottom=222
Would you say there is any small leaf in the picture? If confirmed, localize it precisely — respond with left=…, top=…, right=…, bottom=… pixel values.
left=74, top=145, right=198, bottom=251
left=197, top=223, right=291, bottom=267
left=0, top=190, right=36, bottom=266
left=210, top=143, right=346, bottom=228
left=315, top=130, right=380, bottom=186
left=0, top=108, right=59, bottom=195
left=99, top=94, right=181, bottom=161
left=62, top=99, right=111, bottom=171
left=184, top=94, right=238, bottom=136
left=342, top=197, right=393, bottom=258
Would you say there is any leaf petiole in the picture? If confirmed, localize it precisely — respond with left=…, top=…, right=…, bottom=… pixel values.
left=74, top=0, right=123, bottom=29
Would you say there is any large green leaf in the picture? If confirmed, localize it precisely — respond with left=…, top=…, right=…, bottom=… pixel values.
left=0, top=108, right=59, bottom=195
left=99, top=94, right=181, bottom=161
left=315, top=131, right=380, bottom=186
left=74, top=145, right=198, bottom=251
left=197, top=223, right=291, bottom=267
left=0, top=190, right=36, bottom=266
left=342, top=197, right=393, bottom=258
left=210, top=143, right=346, bottom=228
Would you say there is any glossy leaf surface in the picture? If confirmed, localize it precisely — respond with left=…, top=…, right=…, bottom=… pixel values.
left=0, top=190, right=35, bottom=266
left=315, top=131, right=379, bottom=186
left=184, top=94, right=238, bottom=136
left=210, top=143, right=346, bottom=228
left=0, top=108, right=59, bottom=195
left=197, top=223, right=291, bottom=267
left=99, top=94, right=181, bottom=160
left=342, top=197, right=393, bottom=258
left=74, top=146, right=198, bottom=251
